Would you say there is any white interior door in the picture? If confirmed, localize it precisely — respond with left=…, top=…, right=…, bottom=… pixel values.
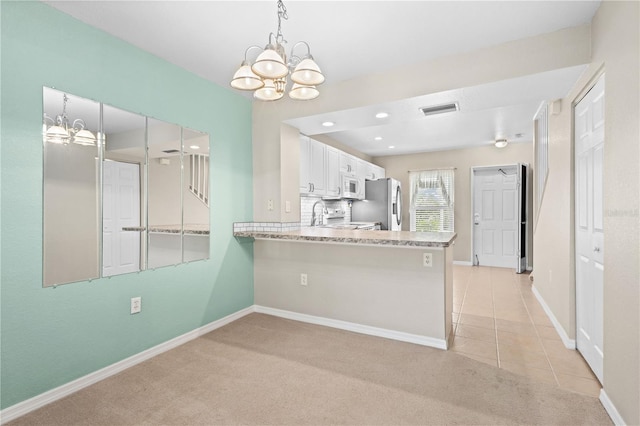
left=473, top=166, right=519, bottom=268
left=103, top=160, right=141, bottom=277
left=575, top=74, right=605, bottom=383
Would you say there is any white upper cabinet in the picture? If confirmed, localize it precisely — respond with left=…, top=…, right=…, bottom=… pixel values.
left=368, top=164, right=385, bottom=180
left=356, top=159, right=367, bottom=200
left=299, top=135, right=385, bottom=200
left=339, top=152, right=357, bottom=175
left=299, top=136, right=326, bottom=196
left=325, top=146, right=341, bottom=197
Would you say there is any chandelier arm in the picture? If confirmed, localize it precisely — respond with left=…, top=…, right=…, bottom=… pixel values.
left=244, top=45, right=264, bottom=62
left=72, top=118, right=86, bottom=132
left=288, top=41, right=312, bottom=67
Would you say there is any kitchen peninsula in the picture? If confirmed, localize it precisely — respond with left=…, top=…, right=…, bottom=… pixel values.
left=235, top=226, right=456, bottom=350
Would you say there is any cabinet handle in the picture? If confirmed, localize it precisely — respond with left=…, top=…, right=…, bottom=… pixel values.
left=308, top=183, right=312, bottom=192
left=311, top=183, right=314, bottom=192
left=338, top=187, right=341, bottom=195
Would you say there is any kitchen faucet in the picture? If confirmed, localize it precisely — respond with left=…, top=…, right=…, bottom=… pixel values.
left=311, top=200, right=327, bottom=226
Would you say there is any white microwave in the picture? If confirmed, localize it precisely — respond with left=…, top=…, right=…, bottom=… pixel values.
left=341, top=174, right=359, bottom=198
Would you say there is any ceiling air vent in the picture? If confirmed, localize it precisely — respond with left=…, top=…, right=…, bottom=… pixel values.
left=419, top=102, right=459, bottom=116
left=162, top=149, right=180, bottom=154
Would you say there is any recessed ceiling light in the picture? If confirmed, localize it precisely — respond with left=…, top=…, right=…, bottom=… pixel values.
left=322, top=121, right=335, bottom=127
left=375, top=112, right=389, bottom=119
left=374, top=136, right=383, bottom=141
left=190, top=145, right=200, bottom=150
left=494, top=139, right=508, bottom=148
left=388, top=145, right=395, bottom=149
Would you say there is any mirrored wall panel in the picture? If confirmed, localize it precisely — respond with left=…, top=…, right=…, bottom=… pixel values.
left=147, top=119, right=183, bottom=269
left=42, top=87, right=211, bottom=287
left=43, top=88, right=101, bottom=287
left=183, top=128, right=210, bottom=262
left=102, top=105, right=146, bottom=277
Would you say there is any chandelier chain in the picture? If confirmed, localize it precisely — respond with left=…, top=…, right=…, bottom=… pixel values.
left=275, top=0, right=288, bottom=45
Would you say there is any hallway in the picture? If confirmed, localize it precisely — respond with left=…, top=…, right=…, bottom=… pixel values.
left=451, top=265, right=601, bottom=397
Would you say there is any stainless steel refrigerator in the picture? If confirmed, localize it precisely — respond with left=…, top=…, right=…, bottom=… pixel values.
left=352, top=178, right=402, bottom=230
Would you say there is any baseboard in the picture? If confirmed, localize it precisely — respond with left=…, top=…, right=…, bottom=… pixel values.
left=453, top=261, right=473, bottom=266
left=254, top=305, right=447, bottom=350
left=599, top=389, right=626, bottom=425
left=0, top=306, right=254, bottom=425
left=531, top=285, right=576, bottom=349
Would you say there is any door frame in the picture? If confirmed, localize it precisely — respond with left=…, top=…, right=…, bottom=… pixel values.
left=572, top=69, right=606, bottom=383
left=470, top=163, right=528, bottom=271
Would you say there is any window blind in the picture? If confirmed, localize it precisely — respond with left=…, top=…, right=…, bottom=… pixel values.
left=409, top=169, right=455, bottom=232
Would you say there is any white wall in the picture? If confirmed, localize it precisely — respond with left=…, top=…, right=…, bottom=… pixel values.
left=532, top=2, right=639, bottom=423
left=374, top=142, right=533, bottom=263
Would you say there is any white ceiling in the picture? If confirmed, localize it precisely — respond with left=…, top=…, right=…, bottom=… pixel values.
left=43, top=0, right=600, bottom=156
left=286, top=65, right=587, bottom=156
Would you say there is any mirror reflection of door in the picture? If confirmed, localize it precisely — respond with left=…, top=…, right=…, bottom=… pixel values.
left=147, top=119, right=183, bottom=269
left=102, top=161, right=141, bottom=276
left=183, top=128, right=210, bottom=262
left=102, top=105, right=146, bottom=276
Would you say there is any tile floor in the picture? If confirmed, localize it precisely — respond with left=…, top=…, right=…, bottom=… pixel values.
left=451, top=265, right=602, bottom=398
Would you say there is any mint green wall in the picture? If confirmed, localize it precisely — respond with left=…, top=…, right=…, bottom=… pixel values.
left=0, top=2, right=253, bottom=409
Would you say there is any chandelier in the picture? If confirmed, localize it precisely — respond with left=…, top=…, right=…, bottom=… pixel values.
left=44, top=94, right=97, bottom=146
left=230, top=0, right=324, bottom=101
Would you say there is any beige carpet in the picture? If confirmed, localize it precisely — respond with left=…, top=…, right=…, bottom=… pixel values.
left=9, top=313, right=611, bottom=425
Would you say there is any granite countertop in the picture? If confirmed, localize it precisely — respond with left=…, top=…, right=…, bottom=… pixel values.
left=122, top=224, right=209, bottom=235
left=234, top=227, right=456, bottom=248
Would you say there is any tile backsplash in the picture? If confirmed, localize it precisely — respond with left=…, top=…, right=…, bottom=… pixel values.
left=300, top=197, right=351, bottom=227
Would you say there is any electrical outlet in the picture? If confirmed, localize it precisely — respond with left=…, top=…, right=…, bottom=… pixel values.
left=300, top=273, right=308, bottom=286
left=423, top=253, right=433, bottom=268
left=130, top=297, right=141, bottom=314
left=285, top=201, right=291, bottom=213
left=267, top=199, right=274, bottom=211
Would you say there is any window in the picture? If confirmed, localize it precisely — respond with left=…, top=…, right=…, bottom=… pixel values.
left=534, top=101, right=549, bottom=217
left=409, top=168, right=455, bottom=232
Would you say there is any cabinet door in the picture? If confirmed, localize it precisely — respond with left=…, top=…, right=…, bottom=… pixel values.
left=299, top=136, right=311, bottom=193
left=326, top=146, right=341, bottom=197
left=340, top=152, right=357, bottom=175
left=356, top=159, right=367, bottom=199
left=309, top=138, right=326, bottom=195
left=371, top=164, right=385, bottom=180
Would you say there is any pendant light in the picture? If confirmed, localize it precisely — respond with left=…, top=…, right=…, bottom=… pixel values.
left=230, top=0, right=324, bottom=101
left=44, top=93, right=96, bottom=146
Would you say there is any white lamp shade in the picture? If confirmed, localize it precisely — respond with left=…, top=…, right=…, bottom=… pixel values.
left=230, top=64, right=265, bottom=91
left=288, top=83, right=319, bottom=100
left=73, top=129, right=97, bottom=146
left=46, top=125, right=70, bottom=144
left=290, top=58, right=324, bottom=86
left=254, top=80, right=284, bottom=101
left=252, top=49, right=288, bottom=79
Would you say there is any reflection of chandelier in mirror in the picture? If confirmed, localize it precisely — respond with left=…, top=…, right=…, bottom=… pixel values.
left=230, top=0, right=324, bottom=101
left=43, top=94, right=97, bottom=146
